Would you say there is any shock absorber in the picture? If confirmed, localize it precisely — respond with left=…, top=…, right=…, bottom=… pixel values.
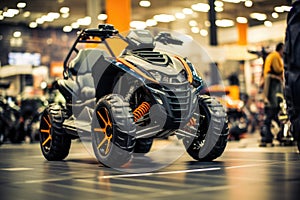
left=133, top=102, right=150, bottom=122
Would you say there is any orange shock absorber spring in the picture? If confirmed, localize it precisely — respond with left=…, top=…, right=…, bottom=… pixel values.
left=133, top=102, right=151, bottom=122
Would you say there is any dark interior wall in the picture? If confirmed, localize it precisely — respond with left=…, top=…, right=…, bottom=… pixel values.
left=0, top=22, right=78, bottom=66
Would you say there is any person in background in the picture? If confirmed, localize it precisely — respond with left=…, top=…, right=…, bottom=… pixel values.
left=260, top=42, right=284, bottom=146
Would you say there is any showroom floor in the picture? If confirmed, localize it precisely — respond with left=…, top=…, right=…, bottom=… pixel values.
left=0, top=133, right=299, bottom=200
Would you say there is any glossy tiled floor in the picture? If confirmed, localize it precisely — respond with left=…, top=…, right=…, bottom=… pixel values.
left=0, top=134, right=299, bottom=200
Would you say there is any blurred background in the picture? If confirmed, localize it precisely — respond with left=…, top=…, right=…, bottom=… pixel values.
left=0, top=0, right=292, bottom=143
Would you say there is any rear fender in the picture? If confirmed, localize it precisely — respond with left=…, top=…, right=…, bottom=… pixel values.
left=55, top=79, right=79, bottom=103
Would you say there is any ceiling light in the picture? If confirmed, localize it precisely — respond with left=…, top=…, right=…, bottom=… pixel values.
left=215, top=7, right=224, bottom=12
left=236, top=17, right=248, bottom=23
left=0, top=15, right=4, bottom=20
left=200, top=29, right=208, bottom=37
left=60, top=7, right=70, bottom=14
left=244, top=0, right=253, bottom=7
left=17, top=2, right=26, bottom=9
left=4, top=9, right=19, bottom=17
left=63, top=26, right=72, bottom=32
left=191, top=27, right=200, bottom=34
left=13, top=31, right=21, bottom=38
left=146, top=19, right=157, bottom=26
left=153, top=14, right=175, bottom=23
left=250, top=12, right=267, bottom=21
left=98, top=13, right=107, bottom=20
left=215, top=1, right=224, bottom=7
left=222, top=0, right=240, bottom=3
left=175, top=12, right=185, bottom=19
left=77, top=16, right=91, bottom=26
left=41, top=15, right=54, bottom=22
left=216, top=19, right=234, bottom=27
left=189, top=20, right=198, bottom=27
left=272, top=12, right=279, bottom=19
left=23, top=11, right=30, bottom=17
left=191, top=3, right=210, bottom=12
left=274, top=6, right=284, bottom=13
left=61, top=13, right=69, bottom=18
left=29, top=22, right=38, bottom=28
left=281, top=6, right=292, bottom=12
left=264, top=21, right=272, bottom=27
left=8, top=9, right=19, bottom=15
left=36, top=18, right=44, bottom=24
left=3, top=12, right=14, bottom=18
left=182, top=8, right=193, bottom=15
left=48, top=12, right=60, bottom=19
left=139, top=0, right=151, bottom=7
left=130, top=21, right=147, bottom=29
left=71, top=22, right=79, bottom=29
left=205, top=20, right=211, bottom=27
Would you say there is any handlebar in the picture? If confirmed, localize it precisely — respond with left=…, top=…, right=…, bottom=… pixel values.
left=155, top=32, right=183, bottom=45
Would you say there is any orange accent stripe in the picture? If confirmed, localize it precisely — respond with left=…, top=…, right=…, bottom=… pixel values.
left=93, top=128, right=105, bottom=133
left=43, top=116, right=51, bottom=128
left=97, top=110, right=111, bottom=127
left=117, top=58, right=159, bottom=84
left=133, top=102, right=150, bottom=122
left=42, top=135, right=52, bottom=146
left=40, top=129, right=50, bottom=134
left=97, top=136, right=108, bottom=149
left=174, top=56, right=193, bottom=84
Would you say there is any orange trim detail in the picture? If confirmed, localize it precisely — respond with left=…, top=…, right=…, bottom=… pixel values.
left=133, top=102, right=150, bottom=122
left=95, top=108, right=112, bottom=155
left=174, top=56, right=193, bottom=84
left=117, top=58, right=159, bottom=84
left=41, top=115, right=52, bottom=147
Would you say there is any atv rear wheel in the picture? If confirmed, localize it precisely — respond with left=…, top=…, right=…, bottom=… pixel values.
left=92, top=94, right=136, bottom=168
left=39, top=104, right=71, bottom=161
left=184, top=95, right=229, bottom=161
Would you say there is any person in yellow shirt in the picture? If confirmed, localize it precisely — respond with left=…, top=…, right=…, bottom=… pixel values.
left=263, top=46, right=284, bottom=79
left=260, top=42, right=284, bottom=146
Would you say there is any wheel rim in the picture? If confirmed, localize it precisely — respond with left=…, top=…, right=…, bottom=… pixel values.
left=93, top=106, right=113, bottom=157
left=40, top=112, right=52, bottom=152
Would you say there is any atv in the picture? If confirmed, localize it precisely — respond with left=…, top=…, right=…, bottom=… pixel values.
left=39, top=24, right=229, bottom=168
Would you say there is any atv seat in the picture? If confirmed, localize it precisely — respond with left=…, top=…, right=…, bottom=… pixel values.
left=58, top=49, right=109, bottom=105
left=71, top=48, right=109, bottom=101
left=69, top=48, right=109, bottom=76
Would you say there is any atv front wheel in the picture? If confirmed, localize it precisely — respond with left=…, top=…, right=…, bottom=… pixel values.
left=92, top=94, right=136, bottom=167
left=39, top=104, right=71, bottom=161
left=184, top=95, right=229, bottom=161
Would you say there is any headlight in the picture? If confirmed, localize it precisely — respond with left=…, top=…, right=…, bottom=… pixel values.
left=149, top=70, right=191, bottom=83
left=149, top=71, right=170, bottom=82
left=177, top=71, right=186, bottom=82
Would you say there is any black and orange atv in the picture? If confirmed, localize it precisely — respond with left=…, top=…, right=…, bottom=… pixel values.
left=39, top=24, right=229, bottom=167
